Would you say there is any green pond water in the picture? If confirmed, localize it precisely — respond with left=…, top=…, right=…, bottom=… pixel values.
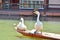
left=0, top=20, right=60, bottom=40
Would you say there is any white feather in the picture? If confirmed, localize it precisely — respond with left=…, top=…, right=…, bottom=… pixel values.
left=34, top=11, right=43, bottom=33
left=17, top=18, right=27, bottom=30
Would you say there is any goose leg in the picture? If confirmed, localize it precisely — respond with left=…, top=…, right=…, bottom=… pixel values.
left=34, top=30, right=37, bottom=34
left=41, top=30, right=42, bottom=35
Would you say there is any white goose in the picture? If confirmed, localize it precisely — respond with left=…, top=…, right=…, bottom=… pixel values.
left=17, top=17, right=27, bottom=31
left=34, top=11, right=43, bottom=34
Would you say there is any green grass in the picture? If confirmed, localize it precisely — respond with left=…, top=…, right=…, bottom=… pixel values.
left=0, top=20, right=60, bottom=40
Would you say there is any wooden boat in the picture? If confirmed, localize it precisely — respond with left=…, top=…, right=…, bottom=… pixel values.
left=15, top=27, right=60, bottom=40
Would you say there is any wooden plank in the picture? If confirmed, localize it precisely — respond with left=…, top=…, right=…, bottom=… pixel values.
left=15, top=27, right=60, bottom=40
left=41, top=32, right=60, bottom=39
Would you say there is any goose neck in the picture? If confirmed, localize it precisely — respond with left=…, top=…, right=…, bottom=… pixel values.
left=37, top=14, right=40, bottom=22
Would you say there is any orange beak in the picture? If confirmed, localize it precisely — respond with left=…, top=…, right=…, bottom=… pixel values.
left=33, top=11, right=37, bottom=14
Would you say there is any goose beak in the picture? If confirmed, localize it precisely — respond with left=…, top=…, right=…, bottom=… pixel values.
left=33, top=11, right=37, bottom=14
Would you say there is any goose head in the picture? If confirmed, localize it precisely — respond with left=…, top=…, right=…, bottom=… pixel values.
left=33, top=8, right=39, bottom=15
left=33, top=11, right=40, bottom=22
left=33, top=11, right=40, bottom=15
left=20, top=17, right=24, bottom=24
left=21, top=17, right=23, bottom=21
